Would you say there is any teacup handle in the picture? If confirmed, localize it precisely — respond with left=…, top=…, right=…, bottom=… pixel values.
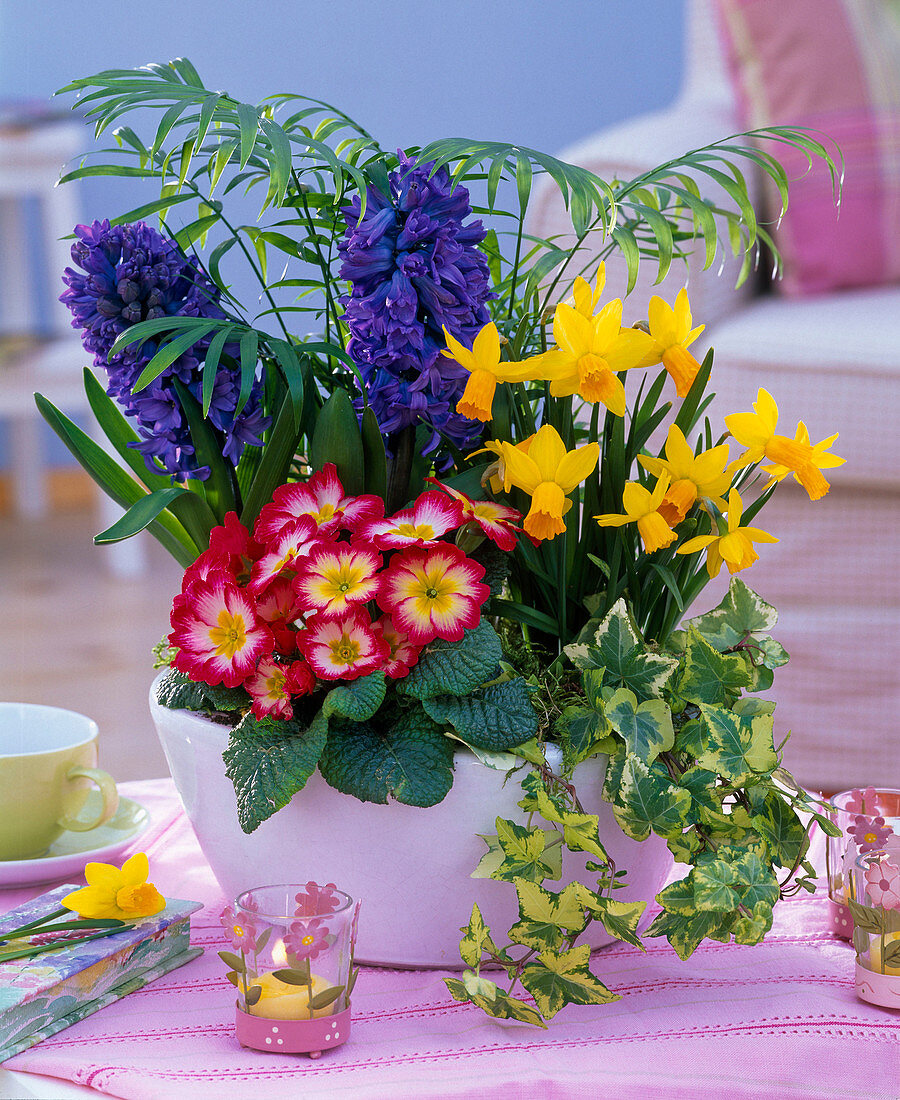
left=57, top=766, right=120, bottom=832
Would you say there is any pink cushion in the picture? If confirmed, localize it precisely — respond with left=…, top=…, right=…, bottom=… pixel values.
left=713, top=0, right=900, bottom=296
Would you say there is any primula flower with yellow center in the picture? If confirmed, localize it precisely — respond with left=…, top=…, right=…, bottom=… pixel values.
left=293, top=541, right=382, bottom=618
left=641, top=288, right=706, bottom=397
left=298, top=609, right=389, bottom=680
left=426, top=478, right=523, bottom=552
left=677, top=488, right=779, bottom=577
left=63, top=853, right=165, bottom=921
left=538, top=299, right=655, bottom=414
left=637, top=425, right=733, bottom=525
left=441, top=322, right=537, bottom=422
left=377, top=543, right=489, bottom=644
left=359, top=490, right=464, bottom=550
left=248, top=516, right=320, bottom=593
left=724, top=388, right=844, bottom=501
left=498, top=424, right=600, bottom=541
left=595, top=474, right=677, bottom=554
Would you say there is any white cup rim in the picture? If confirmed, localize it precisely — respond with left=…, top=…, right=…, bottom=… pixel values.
left=0, top=702, right=98, bottom=758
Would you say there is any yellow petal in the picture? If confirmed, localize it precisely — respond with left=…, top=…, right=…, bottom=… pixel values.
left=676, top=533, right=718, bottom=555
left=726, top=488, right=744, bottom=531
left=591, top=299, right=623, bottom=351
left=572, top=276, right=593, bottom=318
left=120, top=851, right=150, bottom=887
left=555, top=442, right=600, bottom=493
left=621, top=480, right=655, bottom=518
left=648, top=295, right=678, bottom=347
left=62, top=885, right=117, bottom=919
left=637, top=512, right=677, bottom=554
left=501, top=442, right=541, bottom=494
left=595, top=512, right=634, bottom=528
left=84, top=861, right=122, bottom=890
left=553, top=304, right=592, bottom=358
left=472, top=321, right=501, bottom=368
left=743, top=526, right=779, bottom=544
left=673, top=288, right=693, bottom=339
left=579, top=363, right=626, bottom=415
left=528, top=425, right=567, bottom=482
left=725, top=412, right=771, bottom=453
left=604, top=328, right=657, bottom=372
left=441, top=325, right=476, bottom=373
left=752, top=388, right=779, bottom=433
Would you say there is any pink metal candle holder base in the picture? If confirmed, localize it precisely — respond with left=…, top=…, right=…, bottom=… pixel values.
left=828, top=898, right=853, bottom=940
left=855, top=964, right=900, bottom=1009
left=235, top=1006, right=351, bottom=1057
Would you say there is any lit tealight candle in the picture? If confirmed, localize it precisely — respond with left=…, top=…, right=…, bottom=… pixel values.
left=248, top=971, right=336, bottom=1020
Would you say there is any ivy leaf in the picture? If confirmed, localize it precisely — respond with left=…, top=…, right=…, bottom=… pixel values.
left=645, top=907, right=735, bottom=960
left=559, top=703, right=615, bottom=767
left=613, top=755, right=692, bottom=840
left=511, top=880, right=588, bottom=951
left=697, top=704, right=777, bottom=784
left=531, top=789, right=609, bottom=862
left=731, top=902, right=774, bottom=946
left=677, top=628, right=751, bottom=706
left=493, top=819, right=559, bottom=883
left=692, top=859, right=742, bottom=912
left=601, top=742, right=629, bottom=807
left=679, top=577, right=778, bottom=652
left=573, top=886, right=646, bottom=950
left=444, top=978, right=547, bottom=1028
left=564, top=599, right=678, bottom=700
left=321, top=671, right=386, bottom=722
left=223, top=711, right=328, bottom=833
left=520, top=944, right=619, bottom=1018
left=422, top=678, right=538, bottom=751
left=399, top=620, right=502, bottom=700
left=749, top=791, right=809, bottom=869
left=472, top=830, right=562, bottom=881
left=318, top=706, right=454, bottom=807
left=458, top=903, right=497, bottom=968
left=604, top=688, right=674, bottom=765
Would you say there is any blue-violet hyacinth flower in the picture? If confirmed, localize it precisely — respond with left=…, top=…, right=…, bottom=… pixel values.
left=60, top=219, right=268, bottom=481
left=338, top=154, right=493, bottom=464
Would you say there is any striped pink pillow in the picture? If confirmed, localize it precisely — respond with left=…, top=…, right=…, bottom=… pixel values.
left=713, top=0, right=900, bottom=296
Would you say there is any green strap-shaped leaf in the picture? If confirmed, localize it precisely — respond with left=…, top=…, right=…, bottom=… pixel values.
left=309, top=388, right=364, bottom=497
left=94, top=486, right=192, bottom=543
left=360, top=406, right=387, bottom=499
left=172, top=380, right=238, bottom=521
left=239, top=392, right=303, bottom=530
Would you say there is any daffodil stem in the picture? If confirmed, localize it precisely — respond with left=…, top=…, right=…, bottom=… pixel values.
left=0, top=907, right=69, bottom=941
left=0, top=925, right=127, bottom=965
left=557, top=541, right=567, bottom=648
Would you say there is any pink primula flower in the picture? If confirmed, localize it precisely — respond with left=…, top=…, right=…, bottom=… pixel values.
left=295, top=881, right=340, bottom=917
left=245, top=655, right=315, bottom=720
left=358, top=490, right=465, bottom=550
left=377, top=543, right=489, bottom=644
left=427, top=477, right=523, bottom=552
left=285, top=917, right=331, bottom=961
left=208, top=512, right=264, bottom=572
left=849, top=814, right=893, bottom=854
left=864, top=857, right=900, bottom=910
left=248, top=516, right=320, bottom=593
left=293, top=540, right=382, bottom=618
left=371, top=614, right=421, bottom=679
left=255, top=464, right=384, bottom=542
left=220, top=904, right=259, bottom=953
left=169, top=574, right=273, bottom=688
left=298, top=608, right=389, bottom=680
left=254, top=577, right=304, bottom=656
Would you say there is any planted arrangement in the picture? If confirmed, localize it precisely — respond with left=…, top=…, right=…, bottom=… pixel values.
left=44, top=58, right=844, bottom=1025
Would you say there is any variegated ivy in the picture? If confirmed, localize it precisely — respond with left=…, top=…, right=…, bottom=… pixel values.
left=448, top=578, right=840, bottom=1025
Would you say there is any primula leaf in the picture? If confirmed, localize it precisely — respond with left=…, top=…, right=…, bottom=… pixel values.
left=458, top=903, right=497, bottom=968
left=399, top=620, right=503, bottom=700
left=318, top=706, right=454, bottom=807
left=223, top=711, right=329, bottom=833
left=520, top=944, right=619, bottom=1018
left=677, top=628, right=752, bottom=706
left=604, top=688, right=674, bottom=765
left=697, top=704, right=777, bottom=784
left=422, top=678, right=538, bottom=751
left=613, top=755, right=692, bottom=840
left=155, top=667, right=247, bottom=713
left=321, top=671, right=386, bottom=723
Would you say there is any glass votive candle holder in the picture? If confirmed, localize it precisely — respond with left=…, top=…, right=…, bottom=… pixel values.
left=825, top=788, right=900, bottom=939
left=220, top=881, right=359, bottom=1057
left=851, top=849, right=900, bottom=1008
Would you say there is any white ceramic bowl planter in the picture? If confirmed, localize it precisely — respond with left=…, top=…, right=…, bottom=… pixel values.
left=151, top=675, right=673, bottom=968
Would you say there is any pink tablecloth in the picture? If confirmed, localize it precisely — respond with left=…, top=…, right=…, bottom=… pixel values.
left=1, top=779, right=898, bottom=1100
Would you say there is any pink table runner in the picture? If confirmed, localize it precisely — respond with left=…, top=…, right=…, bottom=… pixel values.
left=2, top=779, right=898, bottom=1099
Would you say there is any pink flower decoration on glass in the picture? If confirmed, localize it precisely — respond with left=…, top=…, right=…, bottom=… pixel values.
left=220, top=904, right=258, bottom=953
left=285, top=917, right=330, bottom=960
left=849, top=814, right=893, bottom=853
left=864, top=857, right=900, bottom=910
left=845, top=787, right=878, bottom=816
left=350, top=900, right=361, bottom=954
left=294, top=881, right=340, bottom=917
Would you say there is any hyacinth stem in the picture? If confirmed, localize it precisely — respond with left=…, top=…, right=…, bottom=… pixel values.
left=386, top=425, right=415, bottom=514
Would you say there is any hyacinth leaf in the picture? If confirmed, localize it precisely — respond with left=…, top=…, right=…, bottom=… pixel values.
left=360, top=407, right=387, bottom=499
left=93, top=486, right=196, bottom=544
left=172, top=380, right=238, bottom=521
left=318, top=707, right=454, bottom=807
left=604, top=689, right=675, bottom=765
left=321, top=671, right=386, bottom=723
left=131, top=323, right=222, bottom=395
left=458, top=903, right=497, bottom=968
left=677, top=628, right=752, bottom=706
left=491, top=819, right=560, bottom=884
left=697, top=704, right=777, bottom=784
left=223, top=711, right=329, bottom=834
left=614, top=755, right=692, bottom=841
left=239, top=393, right=302, bottom=530
left=309, top=388, right=364, bottom=497
left=399, top=620, right=503, bottom=700
left=422, top=678, right=538, bottom=752
left=520, top=945, right=619, bottom=1019
left=33, top=393, right=198, bottom=566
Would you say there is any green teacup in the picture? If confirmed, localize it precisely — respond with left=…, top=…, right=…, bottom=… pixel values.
left=0, top=703, right=120, bottom=860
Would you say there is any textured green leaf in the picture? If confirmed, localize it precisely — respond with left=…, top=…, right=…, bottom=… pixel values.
left=318, top=706, right=454, bottom=807
left=155, top=667, right=247, bottom=713
left=677, top=628, right=751, bottom=706
left=321, top=672, right=386, bottom=723
left=520, top=944, right=619, bottom=1018
left=604, top=688, right=674, bottom=764
left=613, top=755, right=692, bottom=840
left=458, top=903, right=497, bottom=968
left=399, top=620, right=502, bottom=700
left=697, top=704, right=777, bottom=784
left=223, top=711, right=329, bottom=833
left=422, top=678, right=538, bottom=751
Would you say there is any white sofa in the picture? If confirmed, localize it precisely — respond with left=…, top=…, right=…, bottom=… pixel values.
left=529, top=0, right=900, bottom=792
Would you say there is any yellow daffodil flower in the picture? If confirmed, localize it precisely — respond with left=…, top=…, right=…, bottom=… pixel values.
left=637, top=425, right=732, bottom=525
left=724, top=388, right=845, bottom=501
left=537, top=298, right=655, bottom=414
left=471, top=435, right=534, bottom=495
left=62, top=852, right=166, bottom=921
left=676, top=488, right=778, bottom=577
left=641, top=288, right=706, bottom=397
left=565, top=265, right=607, bottom=318
left=498, top=424, right=599, bottom=541
left=442, top=323, right=536, bottom=422
left=595, top=474, right=677, bottom=554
